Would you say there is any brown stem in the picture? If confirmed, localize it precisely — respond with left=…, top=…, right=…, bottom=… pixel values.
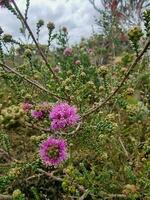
left=11, top=0, right=70, bottom=101
left=25, top=121, right=51, bottom=132
left=79, top=190, right=89, bottom=200
left=83, top=37, right=150, bottom=117
left=38, top=169, right=86, bottom=193
left=89, top=0, right=101, bottom=12
left=118, top=136, right=129, bottom=159
left=11, top=1, right=57, bottom=80
left=0, top=194, right=12, bottom=200
left=104, top=193, right=127, bottom=199
left=37, top=169, right=63, bottom=182
left=26, top=174, right=43, bottom=182
left=0, top=62, right=67, bottom=100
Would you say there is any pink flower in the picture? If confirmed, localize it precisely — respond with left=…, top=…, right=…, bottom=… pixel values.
left=63, top=47, right=73, bottom=56
left=53, top=65, right=61, bottom=73
left=87, top=48, right=93, bottom=55
left=31, top=110, right=44, bottom=120
left=74, top=60, right=81, bottom=65
left=62, top=27, right=67, bottom=33
left=0, top=0, right=13, bottom=8
left=22, top=102, right=32, bottom=112
left=49, top=102, right=80, bottom=131
left=39, top=137, right=68, bottom=166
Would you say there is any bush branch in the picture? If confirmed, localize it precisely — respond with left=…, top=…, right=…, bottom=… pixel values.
left=0, top=62, right=67, bottom=100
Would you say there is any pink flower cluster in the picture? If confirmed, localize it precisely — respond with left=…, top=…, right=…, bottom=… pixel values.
left=21, top=102, right=44, bottom=120
left=22, top=102, right=79, bottom=166
left=39, top=137, right=68, bottom=166
left=63, top=47, right=73, bottom=56
left=22, top=102, right=52, bottom=120
left=22, top=101, right=80, bottom=131
left=32, top=102, right=79, bottom=166
left=49, top=102, right=79, bottom=131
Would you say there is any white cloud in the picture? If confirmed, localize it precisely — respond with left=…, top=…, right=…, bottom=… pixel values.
left=0, top=0, right=100, bottom=44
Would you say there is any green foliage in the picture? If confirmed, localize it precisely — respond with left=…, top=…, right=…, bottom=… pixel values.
left=0, top=1, right=150, bottom=199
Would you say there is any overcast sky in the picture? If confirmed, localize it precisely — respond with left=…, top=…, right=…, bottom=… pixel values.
left=0, top=0, right=101, bottom=45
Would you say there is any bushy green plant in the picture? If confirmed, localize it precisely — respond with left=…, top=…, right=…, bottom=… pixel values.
left=0, top=1, right=150, bottom=199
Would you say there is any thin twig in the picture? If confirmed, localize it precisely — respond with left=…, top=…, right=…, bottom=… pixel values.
left=83, top=37, right=150, bottom=117
left=26, top=173, right=43, bottom=182
left=0, top=62, right=67, bottom=100
left=0, top=148, right=12, bottom=162
left=26, top=121, right=82, bottom=135
left=118, top=136, right=129, bottom=158
left=79, top=189, right=89, bottom=200
left=38, top=169, right=86, bottom=194
left=89, top=0, right=101, bottom=12
left=37, top=169, right=63, bottom=182
left=0, top=194, right=12, bottom=200
left=68, top=122, right=82, bottom=136
left=104, top=193, right=127, bottom=199
left=25, top=121, right=51, bottom=132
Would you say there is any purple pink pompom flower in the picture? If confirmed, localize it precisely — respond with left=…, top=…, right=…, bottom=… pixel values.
left=49, top=102, right=80, bottom=131
left=63, top=47, right=73, bottom=56
left=39, top=137, right=68, bottom=166
left=31, top=110, right=44, bottom=120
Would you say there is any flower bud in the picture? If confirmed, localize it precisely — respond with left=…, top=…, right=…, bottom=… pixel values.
left=12, top=189, right=22, bottom=198
left=2, top=34, right=12, bottom=43
left=47, top=21, right=55, bottom=31
left=37, top=19, right=44, bottom=28
left=24, top=49, right=32, bottom=58
left=128, top=26, right=143, bottom=42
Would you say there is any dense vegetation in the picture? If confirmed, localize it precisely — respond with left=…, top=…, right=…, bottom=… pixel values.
left=0, top=0, right=150, bottom=199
